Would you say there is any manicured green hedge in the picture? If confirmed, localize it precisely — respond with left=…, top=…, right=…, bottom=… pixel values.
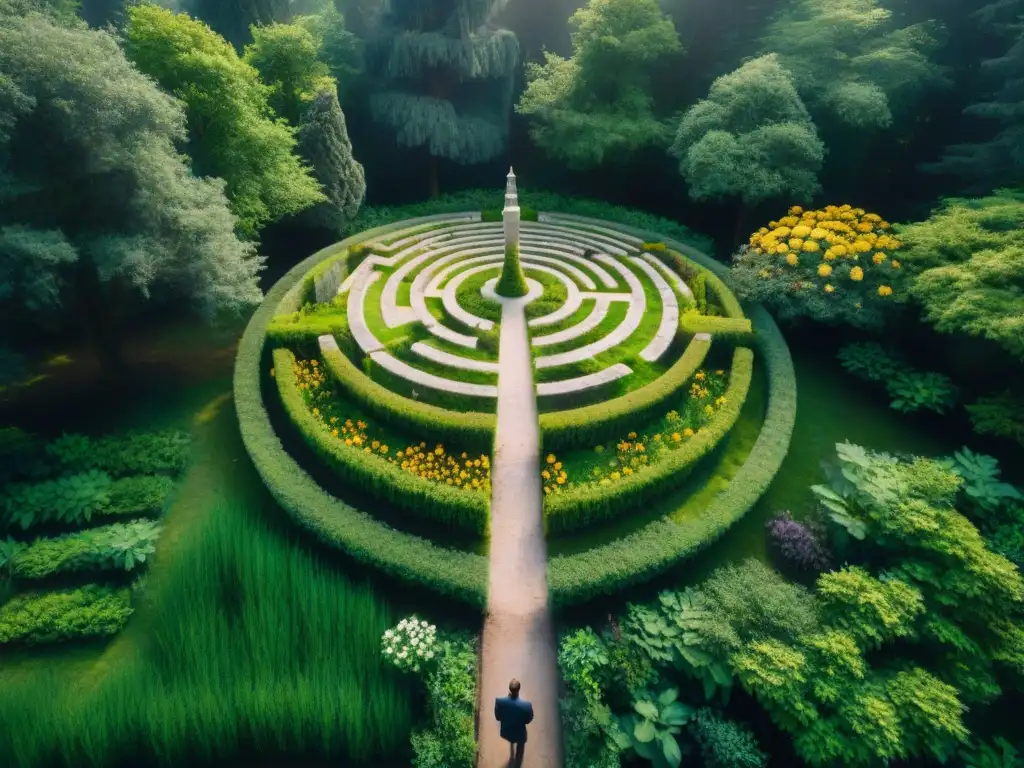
left=273, top=348, right=489, bottom=537
left=651, top=248, right=744, bottom=319
left=267, top=307, right=357, bottom=357
left=539, top=337, right=711, bottom=452
left=0, top=585, right=133, bottom=645
left=318, top=337, right=495, bottom=455
left=679, top=313, right=756, bottom=346
left=548, top=304, right=797, bottom=606
left=11, top=519, right=160, bottom=580
left=544, top=346, right=754, bottom=535
left=234, top=216, right=488, bottom=607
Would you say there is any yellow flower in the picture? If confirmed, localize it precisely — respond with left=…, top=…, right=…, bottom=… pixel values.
left=789, top=205, right=804, bottom=215
left=546, top=454, right=556, bottom=464
left=623, top=467, right=633, bottom=476
left=786, top=253, right=799, bottom=266
left=788, top=238, right=804, bottom=250
left=331, top=429, right=339, bottom=437
left=312, top=407, right=320, bottom=416
left=352, top=436, right=362, bottom=446
left=810, top=227, right=828, bottom=240
left=627, top=431, right=638, bottom=439
left=704, top=405, right=715, bottom=416
left=683, top=428, right=695, bottom=437
left=878, top=285, right=893, bottom=297
left=872, top=252, right=886, bottom=264
left=831, top=244, right=847, bottom=257
left=824, top=283, right=835, bottom=293
left=270, top=367, right=276, bottom=378
left=345, top=438, right=353, bottom=446
left=695, top=371, right=705, bottom=381
left=802, top=240, right=820, bottom=253
left=556, top=475, right=566, bottom=485
left=672, top=432, right=682, bottom=442
left=357, top=421, right=367, bottom=430
left=776, top=243, right=790, bottom=254
left=434, top=445, right=444, bottom=456
left=891, top=259, right=901, bottom=269
left=850, top=266, right=864, bottom=282
left=636, top=444, right=645, bottom=453
left=817, top=264, right=833, bottom=278
left=611, top=472, right=621, bottom=481
left=311, top=359, right=318, bottom=367
left=542, top=470, right=551, bottom=480
left=759, top=269, right=771, bottom=278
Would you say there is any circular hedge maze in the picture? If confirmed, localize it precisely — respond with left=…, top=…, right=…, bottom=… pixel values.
left=235, top=209, right=797, bottom=608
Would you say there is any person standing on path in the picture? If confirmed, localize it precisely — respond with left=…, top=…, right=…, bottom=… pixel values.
left=494, top=679, right=534, bottom=767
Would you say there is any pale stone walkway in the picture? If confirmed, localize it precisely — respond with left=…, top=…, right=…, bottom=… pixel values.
left=477, top=296, right=563, bottom=768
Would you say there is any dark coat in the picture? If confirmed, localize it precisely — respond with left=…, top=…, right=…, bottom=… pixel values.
left=494, top=696, right=534, bottom=743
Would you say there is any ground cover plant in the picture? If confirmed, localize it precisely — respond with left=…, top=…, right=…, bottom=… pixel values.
left=837, top=341, right=958, bottom=414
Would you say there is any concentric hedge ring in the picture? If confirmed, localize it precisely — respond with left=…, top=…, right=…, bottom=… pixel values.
left=234, top=210, right=797, bottom=607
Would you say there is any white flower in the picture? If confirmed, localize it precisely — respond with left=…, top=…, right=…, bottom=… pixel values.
left=384, top=629, right=393, bottom=639
left=384, top=647, right=392, bottom=655
left=421, top=620, right=428, bottom=627
left=411, top=638, right=419, bottom=647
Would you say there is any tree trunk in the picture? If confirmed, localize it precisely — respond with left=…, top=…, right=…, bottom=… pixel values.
left=429, top=155, right=440, bottom=198
left=75, top=259, right=125, bottom=378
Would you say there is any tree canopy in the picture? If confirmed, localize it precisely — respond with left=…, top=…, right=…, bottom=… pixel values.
left=759, top=0, right=948, bottom=131
left=898, top=190, right=1024, bottom=358
left=365, top=0, right=519, bottom=193
left=244, top=21, right=334, bottom=126
left=516, top=0, right=682, bottom=170
left=669, top=54, right=824, bottom=205
left=0, top=13, right=262, bottom=368
left=183, top=0, right=293, bottom=49
left=124, top=3, right=324, bottom=238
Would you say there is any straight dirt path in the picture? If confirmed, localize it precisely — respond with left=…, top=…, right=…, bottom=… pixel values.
left=477, top=296, right=563, bottom=768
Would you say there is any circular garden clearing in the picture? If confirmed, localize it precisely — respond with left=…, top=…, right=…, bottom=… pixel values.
left=235, top=207, right=797, bottom=607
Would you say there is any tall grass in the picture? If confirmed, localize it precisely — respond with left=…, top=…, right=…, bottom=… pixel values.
left=0, top=491, right=415, bottom=766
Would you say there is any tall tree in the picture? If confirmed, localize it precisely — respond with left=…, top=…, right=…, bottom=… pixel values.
left=244, top=21, right=334, bottom=125
left=295, top=4, right=364, bottom=101
left=124, top=3, right=324, bottom=239
left=0, top=13, right=263, bottom=372
left=297, top=88, right=366, bottom=232
left=365, top=0, right=520, bottom=197
left=759, top=0, right=947, bottom=132
left=516, top=0, right=682, bottom=171
left=922, top=4, right=1024, bottom=191
left=669, top=54, right=824, bottom=241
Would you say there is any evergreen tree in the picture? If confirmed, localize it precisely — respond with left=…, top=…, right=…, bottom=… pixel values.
left=125, top=3, right=324, bottom=238
left=0, top=13, right=263, bottom=372
left=365, top=0, right=520, bottom=196
left=296, top=4, right=364, bottom=100
left=516, top=0, right=682, bottom=170
left=669, top=54, right=824, bottom=237
left=923, top=5, right=1024, bottom=191
left=297, top=88, right=366, bottom=232
left=759, top=0, right=948, bottom=131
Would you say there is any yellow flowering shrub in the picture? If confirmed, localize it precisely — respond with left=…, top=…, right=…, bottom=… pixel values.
left=732, top=204, right=906, bottom=327
left=293, top=359, right=491, bottom=493
left=543, top=370, right=729, bottom=495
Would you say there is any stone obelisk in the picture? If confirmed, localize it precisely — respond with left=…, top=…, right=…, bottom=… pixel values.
left=502, top=167, right=520, bottom=250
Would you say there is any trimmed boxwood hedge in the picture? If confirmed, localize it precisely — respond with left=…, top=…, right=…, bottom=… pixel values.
left=234, top=215, right=488, bottom=607
left=544, top=346, right=753, bottom=535
left=538, top=337, right=710, bottom=452
left=679, top=313, right=756, bottom=346
left=318, top=337, right=495, bottom=455
left=273, top=348, right=489, bottom=536
left=547, top=302, right=796, bottom=606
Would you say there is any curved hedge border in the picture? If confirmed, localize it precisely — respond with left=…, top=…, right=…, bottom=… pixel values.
left=538, top=337, right=711, bottom=452
left=234, top=214, right=488, bottom=608
left=679, top=314, right=756, bottom=346
left=548, top=303, right=796, bottom=606
left=274, top=348, right=488, bottom=536
left=319, top=335, right=495, bottom=455
left=544, top=347, right=753, bottom=535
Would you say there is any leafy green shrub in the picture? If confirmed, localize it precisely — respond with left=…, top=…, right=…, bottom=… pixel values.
left=945, top=447, right=1023, bottom=514
left=679, top=312, right=755, bottom=346
left=691, top=709, right=766, bottom=768
left=540, top=337, right=711, bottom=452
left=693, top=273, right=708, bottom=314
left=11, top=519, right=161, bottom=579
left=2, top=473, right=173, bottom=531
left=887, top=369, right=958, bottom=414
left=544, top=347, right=753, bottom=535
left=548, top=304, right=796, bottom=606
left=346, top=242, right=374, bottom=271
left=317, top=337, right=495, bottom=454
left=0, top=584, right=133, bottom=644
left=101, top=475, right=175, bottom=518
left=3, top=470, right=113, bottom=529
left=613, top=686, right=693, bottom=768
left=836, top=341, right=904, bottom=382
left=45, top=430, right=192, bottom=477
left=967, top=391, right=1024, bottom=446
left=274, top=348, right=489, bottom=536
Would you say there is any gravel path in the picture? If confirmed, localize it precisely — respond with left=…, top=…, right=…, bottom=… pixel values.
left=477, top=297, right=563, bottom=768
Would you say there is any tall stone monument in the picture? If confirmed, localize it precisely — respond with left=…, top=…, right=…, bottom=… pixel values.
left=503, top=167, right=520, bottom=249
left=495, top=167, right=528, bottom=298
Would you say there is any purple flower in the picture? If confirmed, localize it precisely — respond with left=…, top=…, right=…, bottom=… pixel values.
left=767, top=511, right=832, bottom=572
